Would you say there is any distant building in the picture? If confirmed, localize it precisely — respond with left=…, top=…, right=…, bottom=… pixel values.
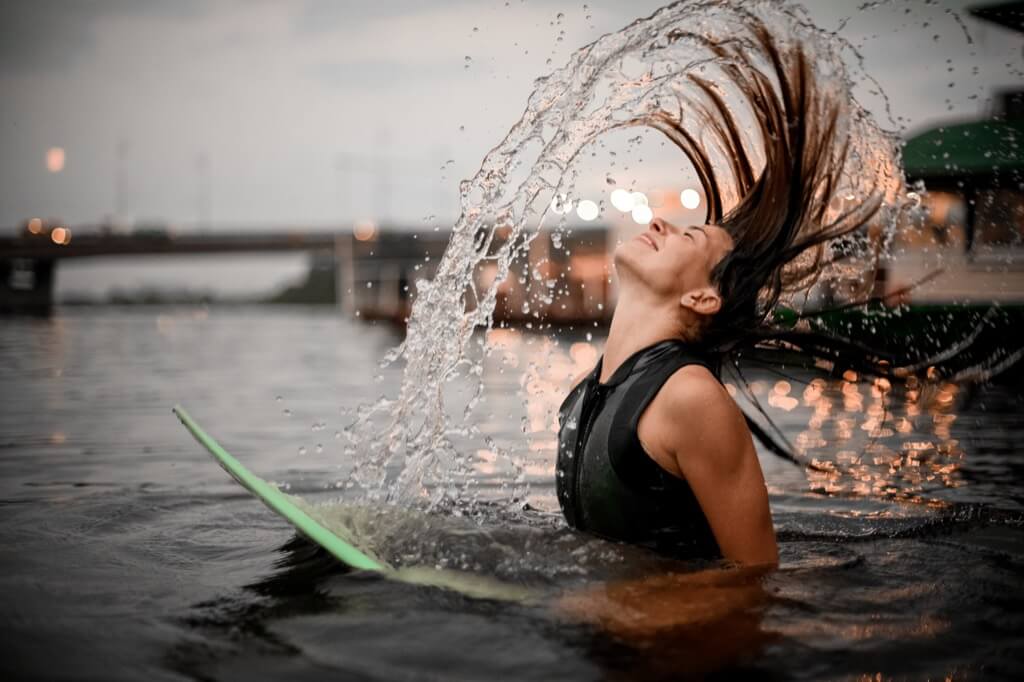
left=889, top=87, right=1024, bottom=303
left=340, top=223, right=613, bottom=326
left=882, top=1, right=1024, bottom=304
left=800, top=3, right=1024, bottom=382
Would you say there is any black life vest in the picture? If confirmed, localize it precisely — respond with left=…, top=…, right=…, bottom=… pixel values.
left=556, top=339, right=722, bottom=559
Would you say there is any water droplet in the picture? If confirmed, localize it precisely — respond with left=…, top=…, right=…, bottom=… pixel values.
left=334, top=0, right=913, bottom=510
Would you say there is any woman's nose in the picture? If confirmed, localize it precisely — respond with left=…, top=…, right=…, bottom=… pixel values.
left=650, top=217, right=667, bottom=233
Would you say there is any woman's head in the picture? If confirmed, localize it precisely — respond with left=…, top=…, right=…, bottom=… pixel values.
left=633, top=21, right=883, bottom=350
left=614, top=217, right=733, bottom=337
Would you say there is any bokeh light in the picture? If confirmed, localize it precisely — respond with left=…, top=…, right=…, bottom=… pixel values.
left=353, top=220, right=377, bottom=241
left=680, top=188, right=701, bottom=209
left=631, top=204, right=653, bottom=224
left=46, top=147, right=65, bottom=173
left=610, top=188, right=633, bottom=212
left=50, top=226, right=71, bottom=245
left=575, top=199, right=599, bottom=221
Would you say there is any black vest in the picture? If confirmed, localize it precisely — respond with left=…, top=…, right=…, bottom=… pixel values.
left=556, top=340, right=722, bottom=559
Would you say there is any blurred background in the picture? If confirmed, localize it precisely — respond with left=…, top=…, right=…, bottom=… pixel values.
left=1, top=0, right=1021, bottom=311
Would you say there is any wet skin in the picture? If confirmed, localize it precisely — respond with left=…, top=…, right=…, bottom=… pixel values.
left=583, top=217, right=778, bottom=567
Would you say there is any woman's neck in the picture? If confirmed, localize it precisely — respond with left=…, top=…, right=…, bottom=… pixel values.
left=600, top=286, right=689, bottom=383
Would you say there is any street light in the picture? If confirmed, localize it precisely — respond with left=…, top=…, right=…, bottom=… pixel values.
left=353, top=220, right=377, bottom=241
left=50, top=226, right=71, bottom=245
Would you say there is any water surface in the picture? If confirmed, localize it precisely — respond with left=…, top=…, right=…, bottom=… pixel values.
left=1, top=307, right=1022, bottom=680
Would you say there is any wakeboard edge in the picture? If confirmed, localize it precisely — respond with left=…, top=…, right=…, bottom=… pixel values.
left=172, top=405, right=385, bottom=572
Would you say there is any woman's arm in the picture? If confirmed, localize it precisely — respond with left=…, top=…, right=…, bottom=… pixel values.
left=638, top=364, right=779, bottom=567
left=554, top=562, right=772, bottom=641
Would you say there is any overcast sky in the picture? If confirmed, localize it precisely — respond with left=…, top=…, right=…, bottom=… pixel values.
left=2, top=0, right=1021, bottom=232
left=1, top=0, right=1020, bottom=296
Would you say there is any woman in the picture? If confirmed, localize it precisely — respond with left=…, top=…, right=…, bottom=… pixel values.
left=556, top=24, right=888, bottom=567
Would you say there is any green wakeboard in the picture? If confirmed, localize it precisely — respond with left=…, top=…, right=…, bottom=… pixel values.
left=173, top=405, right=384, bottom=572
left=173, top=405, right=536, bottom=601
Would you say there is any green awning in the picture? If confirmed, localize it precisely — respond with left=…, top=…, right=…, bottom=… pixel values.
left=902, top=119, right=1024, bottom=180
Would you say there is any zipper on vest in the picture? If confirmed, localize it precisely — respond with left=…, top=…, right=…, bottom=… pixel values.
left=571, top=382, right=606, bottom=530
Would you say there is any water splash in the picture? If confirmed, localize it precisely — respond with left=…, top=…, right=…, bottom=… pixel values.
left=343, top=0, right=911, bottom=507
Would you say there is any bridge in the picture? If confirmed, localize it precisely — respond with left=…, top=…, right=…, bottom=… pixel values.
left=0, top=229, right=339, bottom=260
left=0, top=227, right=343, bottom=313
left=0, top=222, right=614, bottom=323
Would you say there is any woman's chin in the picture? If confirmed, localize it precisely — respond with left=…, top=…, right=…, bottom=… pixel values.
left=613, top=240, right=647, bottom=271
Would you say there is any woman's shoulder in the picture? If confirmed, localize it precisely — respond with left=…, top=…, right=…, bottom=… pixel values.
left=648, top=363, right=751, bottom=460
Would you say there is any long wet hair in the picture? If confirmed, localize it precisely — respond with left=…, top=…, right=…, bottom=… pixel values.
left=652, top=22, right=880, bottom=349
left=648, top=23, right=903, bottom=464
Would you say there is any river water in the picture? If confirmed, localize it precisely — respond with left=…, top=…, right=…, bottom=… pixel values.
left=1, top=306, right=1022, bottom=680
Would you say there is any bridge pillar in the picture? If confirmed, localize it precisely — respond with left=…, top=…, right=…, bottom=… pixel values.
left=335, top=234, right=356, bottom=316
left=0, top=258, right=56, bottom=314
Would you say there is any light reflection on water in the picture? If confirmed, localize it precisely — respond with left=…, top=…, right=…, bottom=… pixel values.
left=490, top=328, right=602, bottom=495
left=472, top=325, right=984, bottom=514
left=1, top=307, right=1022, bottom=680
left=773, top=372, right=968, bottom=503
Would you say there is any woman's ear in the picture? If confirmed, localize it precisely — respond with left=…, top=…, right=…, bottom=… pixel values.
left=680, top=287, right=722, bottom=316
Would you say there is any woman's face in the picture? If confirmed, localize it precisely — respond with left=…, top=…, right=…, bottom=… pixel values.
left=614, top=217, right=734, bottom=303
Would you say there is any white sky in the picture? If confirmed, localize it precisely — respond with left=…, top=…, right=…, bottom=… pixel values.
left=1, top=0, right=1020, bottom=295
